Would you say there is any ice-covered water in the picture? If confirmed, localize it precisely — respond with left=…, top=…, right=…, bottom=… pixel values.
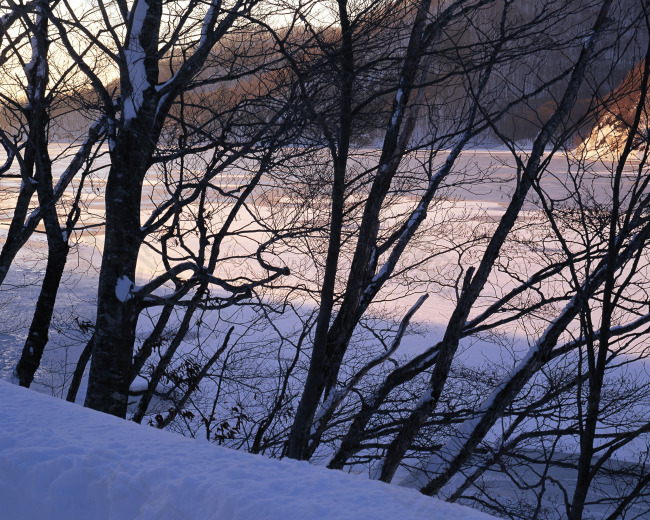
left=0, top=145, right=633, bottom=386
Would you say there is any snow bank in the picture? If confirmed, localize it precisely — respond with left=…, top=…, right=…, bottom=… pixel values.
left=0, top=381, right=494, bottom=520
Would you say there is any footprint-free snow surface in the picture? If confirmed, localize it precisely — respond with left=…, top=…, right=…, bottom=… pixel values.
left=0, top=381, right=494, bottom=520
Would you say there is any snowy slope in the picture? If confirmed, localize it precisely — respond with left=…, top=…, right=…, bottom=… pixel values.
left=577, top=60, right=648, bottom=161
left=0, top=381, right=495, bottom=520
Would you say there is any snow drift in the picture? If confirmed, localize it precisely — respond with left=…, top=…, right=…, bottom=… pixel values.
left=0, top=381, right=495, bottom=520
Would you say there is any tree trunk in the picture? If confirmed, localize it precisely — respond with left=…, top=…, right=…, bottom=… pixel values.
left=285, top=0, right=354, bottom=460
left=15, top=240, right=68, bottom=386
left=66, top=334, right=94, bottom=403
left=84, top=135, right=146, bottom=417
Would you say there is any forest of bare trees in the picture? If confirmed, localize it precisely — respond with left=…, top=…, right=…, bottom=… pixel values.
left=2, top=0, right=650, bottom=517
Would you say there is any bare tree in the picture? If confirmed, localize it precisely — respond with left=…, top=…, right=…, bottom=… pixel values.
left=0, top=0, right=107, bottom=387
left=39, top=0, right=311, bottom=417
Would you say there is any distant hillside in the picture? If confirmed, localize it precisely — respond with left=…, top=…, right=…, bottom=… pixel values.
left=577, top=59, right=648, bottom=160
left=411, top=0, right=646, bottom=145
left=12, top=0, right=646, bottom=146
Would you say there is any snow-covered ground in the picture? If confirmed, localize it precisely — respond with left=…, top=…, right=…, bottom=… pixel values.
left=0, top=380, right=495, bottom=520
left=2, top=146, right=649, bottom=519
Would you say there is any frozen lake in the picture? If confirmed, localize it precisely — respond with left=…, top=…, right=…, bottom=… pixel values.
left=0, top=145, right=633, bottom=385
left=0, top=146, right=632, bottom=228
